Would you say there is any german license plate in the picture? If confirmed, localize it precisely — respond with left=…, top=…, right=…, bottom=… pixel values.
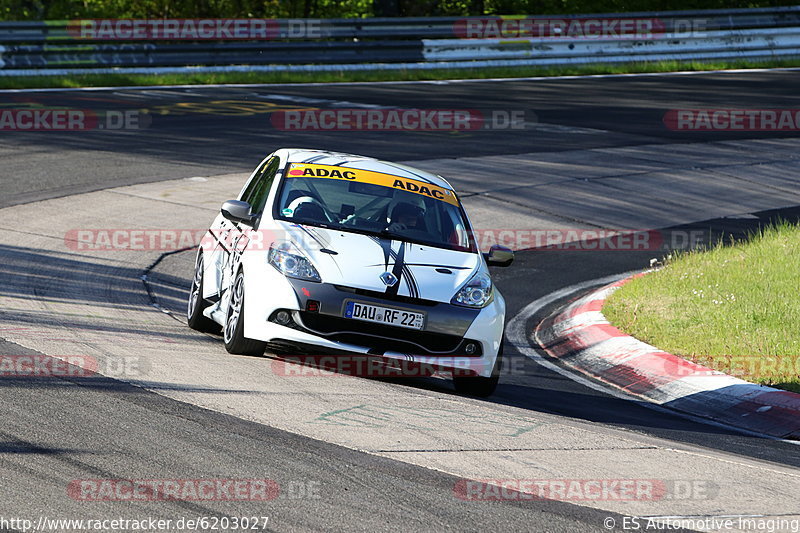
left=344, top=301, right=424, bottom=330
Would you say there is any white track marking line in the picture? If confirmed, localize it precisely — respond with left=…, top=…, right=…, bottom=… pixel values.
left=2, top=67, right=799, bottom=93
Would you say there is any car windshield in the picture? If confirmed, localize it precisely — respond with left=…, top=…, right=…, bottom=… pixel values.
left=275, top=163, right=475, bottom=252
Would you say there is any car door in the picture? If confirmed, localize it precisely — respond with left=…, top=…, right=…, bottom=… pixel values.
left=214, top=155, right=282, bottom=305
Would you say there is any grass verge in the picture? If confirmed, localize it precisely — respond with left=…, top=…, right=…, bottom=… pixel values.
left=604, top=222, right=800, bottom=393
left=2, top=58, right=800, bottom=89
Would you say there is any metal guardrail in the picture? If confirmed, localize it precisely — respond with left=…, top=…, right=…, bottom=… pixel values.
left=0, top=6, right=799, bottom=75
left=422, top=28, right=800, bottom=64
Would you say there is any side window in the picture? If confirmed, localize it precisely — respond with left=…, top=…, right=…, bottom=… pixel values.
left=241, top=157, right=280, bottom=214
left=240, top=162, right=265, bottom=204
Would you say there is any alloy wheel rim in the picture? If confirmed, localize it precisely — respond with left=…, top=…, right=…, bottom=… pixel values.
left=187, top=256, right=203, bottom=320
left=224, top=275, right=244, bottom=343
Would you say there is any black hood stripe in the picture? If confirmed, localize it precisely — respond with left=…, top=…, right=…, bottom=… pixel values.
left=385, top=241, right=406, bottom=298
left=368, top=236, right=419, bottom=299
left=371, top=235, right=392, bottom=272
left=401, top=264, right=419, bottom=298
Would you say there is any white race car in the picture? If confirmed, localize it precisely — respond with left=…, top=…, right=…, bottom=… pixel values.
left=187, top=148, right=513, bottom=396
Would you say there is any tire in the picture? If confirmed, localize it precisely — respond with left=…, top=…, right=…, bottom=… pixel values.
left=187, top=252, right=221, bottom=333
left=223, top=269, right=267, bottom=356
left=453, top=341, right=503, bottom=398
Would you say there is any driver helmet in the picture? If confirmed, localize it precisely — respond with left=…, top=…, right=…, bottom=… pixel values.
left=389, top=201, right=426, bottom=228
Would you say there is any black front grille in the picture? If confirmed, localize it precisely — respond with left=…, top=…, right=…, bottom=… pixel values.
left=333, top=285, right=438, bottom=307
left=296, top=312, right=479, bottom=356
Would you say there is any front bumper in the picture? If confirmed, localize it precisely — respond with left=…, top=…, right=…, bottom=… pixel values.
left=282, top=279, right=483, bottom=354
left=242, top=274, right=505, bottom=378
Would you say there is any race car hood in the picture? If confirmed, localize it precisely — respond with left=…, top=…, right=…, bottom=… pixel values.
left=283, top=223, right=481, bottom=303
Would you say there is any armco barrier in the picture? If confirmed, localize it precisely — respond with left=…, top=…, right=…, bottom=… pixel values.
left=0, top=6, right=799, bottom=75
left=422, top=28, right=800, bottom=64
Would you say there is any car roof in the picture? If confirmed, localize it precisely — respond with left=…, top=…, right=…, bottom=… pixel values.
left=282, top=148, right=455, bottom=191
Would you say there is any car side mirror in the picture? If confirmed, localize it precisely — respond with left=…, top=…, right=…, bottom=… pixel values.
left=221, top=200, right=256, bottom=226
left=484, top=244, right=514, bottom=267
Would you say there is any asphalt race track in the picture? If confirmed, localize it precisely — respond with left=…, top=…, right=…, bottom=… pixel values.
left=6, top=69, right=800, bottom=208
left=1, top=70, right=800, bottom=532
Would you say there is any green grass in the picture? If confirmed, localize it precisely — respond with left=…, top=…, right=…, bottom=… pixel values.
left=604, top=222, right=800, bottom=393
left=3, top=58, right=800, bottom=89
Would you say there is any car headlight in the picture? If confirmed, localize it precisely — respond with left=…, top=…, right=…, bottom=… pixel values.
left=268, top=242, right=321, bottom=282
left=452, top=271, right=493, bottom=308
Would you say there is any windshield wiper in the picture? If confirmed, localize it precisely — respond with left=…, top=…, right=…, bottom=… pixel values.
left=378, top=228, right=407, bottom=240
left=296, top=220, right=338, bottom=231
